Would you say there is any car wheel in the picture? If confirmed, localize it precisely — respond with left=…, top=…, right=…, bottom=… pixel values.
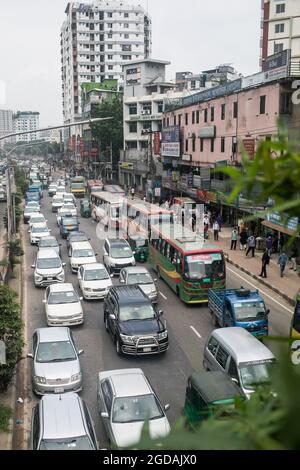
left=116, top=339, right=122, bottom=356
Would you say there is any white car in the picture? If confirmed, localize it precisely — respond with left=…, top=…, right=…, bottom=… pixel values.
left=78, top=263, right=112, bottom=300
left=43, top=283, right=84, bottom=326
left=69, top=241, right=97, bottom=273
left=52, top=195, right=64, bottom=213
left=32, top=249, right=65, bottom=287
left=56, top=208, right=73, bottom=226
left=29, top=223, right=51, bottom=245
left=29, top=213, right=47, bottom=229
left=25, top=201, right=40, bottom=211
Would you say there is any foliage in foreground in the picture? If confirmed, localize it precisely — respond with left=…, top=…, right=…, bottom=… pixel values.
left=0, top=285, right=23, bottom=392
left=0, top=403, right=12, bottom=433
left=134, top=352, right=300, bottom=450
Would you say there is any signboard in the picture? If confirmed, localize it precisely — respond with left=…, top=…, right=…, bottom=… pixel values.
left=129, top=114, right=162, bottom=121
left=242, top=72, right=265, bottom=89
left=263, top=49, right=290, bottom=72
left=0, top=341, right=6, bottom=365
left=161, top=142, right=180, bottom=157
left=119, top=162, right=134, bottom=170
left=199, top=126, right=216, bottom=139
left=242, top=139, right=256, bottom=159
left=154, top=187, right=161, bottom=197
left=264, top=66, right=288, bottom=82
left=206, top=191, right=218, bottom=203
left=266, top=212, right=299, bottom=233
left=200, top=167, right=211, bottom=179
left=126, top=66, right=141, bottom=85
left=162, top=126, right=180, bottom=143
left=183, top=79, right=242, bottom=107
left=153, top=132, right=161, bottom=155
left=182, top=154, right=191, bottom=161
left=197, top=189, right=208, bottom=202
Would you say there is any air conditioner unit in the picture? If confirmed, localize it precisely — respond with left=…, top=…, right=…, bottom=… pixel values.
left=145, top=110, right=151, bottom=115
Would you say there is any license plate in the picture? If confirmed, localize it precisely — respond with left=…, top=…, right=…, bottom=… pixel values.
left=54, top=387, right=64, bottom=394
left=47, top=277, right=53, bottom=281
left=143, top=347, right=152, bottom=353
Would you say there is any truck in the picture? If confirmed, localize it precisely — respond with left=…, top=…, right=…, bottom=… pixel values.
left=208, top=287, right=269, bottom=337
left=70, top=176, right=85, bottom=198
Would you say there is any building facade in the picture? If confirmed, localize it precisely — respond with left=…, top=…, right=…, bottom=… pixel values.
left=0, top=109, right=13, bottom=146
left=61, top=0, right=152, bottom=127
left=176, top=65, right=241, bottom=92
left=12, top=112, right=40, bottom=143
left=260, top=0, right=300, bottom=70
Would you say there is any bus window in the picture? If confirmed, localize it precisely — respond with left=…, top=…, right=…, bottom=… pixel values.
left=175, top=252, right=183, bottom=274
left=293, top=301, right=300, bottom=333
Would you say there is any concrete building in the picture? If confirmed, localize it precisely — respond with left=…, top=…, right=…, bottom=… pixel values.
left=0, top=109, right=13, bottom=146
left=260, top=0, right=300, bottom=70
left=176, top=65, right=241, bottom=92
left=12, top=112, right=40, bottom=143
left=39, top=127, right=62, bottom=144
left=61, top=0, right=152, bottom=127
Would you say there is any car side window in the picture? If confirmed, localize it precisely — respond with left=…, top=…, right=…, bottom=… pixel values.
left=228, top=358, right=239, bottom=383
left=32, top=405, right=40, bottom=450
left=101, top=380, right=113, bottom=413
left=207, top=336, right=219, bottom=356
left=216, top=346, right=229, bottom=370
left=104, top=241, right=109, bottom=254
left=32, top=332, right=38, bottom=355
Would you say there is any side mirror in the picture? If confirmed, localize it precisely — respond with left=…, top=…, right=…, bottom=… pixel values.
left=49, top=229, right=52, bottom=232
left=101, top=412, right=109, bottom=419
left=62, top=263, right=66, bottom=267
left=164, top=404, right=170, bottom=412
left=109, top=314, right=116, bottom=321
left=27, top=353, right=34, bottom=359
left=132, top=251, right=136, bottom=255
left=158, top=310, right=164, bottom=316
left=154, top=279, right=158, bottom=283
left=59, top=243, right=62, bottom=246
left=78, top=349, right=84, bottom=356
left=28, top=230, right=31, bottom=233
left=79, top=297, right=83, bottom=301
left=110, top=274, right=114, bottom=278
left=120, top=279, right=125, bottom=283
left=31, top=264, right=35, bottom=268
left=95, top=253, right=98, bottom=257
left=266, top=309, right=270, bottom=315
left=231, top=378, right=239, bottom=385
left=42, top=299, right=46, bottom=304
left=68, top=254, right=71, bottom=257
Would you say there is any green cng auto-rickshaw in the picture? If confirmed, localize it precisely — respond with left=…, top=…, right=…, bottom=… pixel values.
left=80, top=199, right=91, bottom=218
left=128, top=234, right=149, bottom=262
left=184, top=371, right=245, bottom=426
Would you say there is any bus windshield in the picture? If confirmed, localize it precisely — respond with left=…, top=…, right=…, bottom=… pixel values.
left=184, top=253, right=225, bottom=281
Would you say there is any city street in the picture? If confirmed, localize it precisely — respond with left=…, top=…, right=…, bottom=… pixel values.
left=21, top=188, right=294, bottom=448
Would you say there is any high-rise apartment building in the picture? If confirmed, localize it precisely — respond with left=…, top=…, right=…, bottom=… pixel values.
left=13, top=112, right=40, bottom=143
left=0, top=109, right=13, bottom=146
left=61, top=0, right=152, bottom=125
left=260, top=0, right=300, bottom=68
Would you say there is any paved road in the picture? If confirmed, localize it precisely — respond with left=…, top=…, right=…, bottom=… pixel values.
left=22, top=188, right=294, bottom=448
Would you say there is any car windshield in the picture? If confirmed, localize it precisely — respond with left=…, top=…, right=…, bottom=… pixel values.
left=71, top=183, right=84, bottom=189
left=119, top=304, right=156, bottom=321
left=39, top=239, right=58, bottom=247
left=39, top=436, right=93, bottom=450
left=70, top=235, right=87, bottom=242
left=53, top=198, right=63, bottom=204
left=37, top=258, right=61, bottom=269
left=239, top=360, right=275, bottom=391
left=84, top=269, right=108, bottom=281
left=73, top=249, right=94, bottom=258
left=111, top=245, right=132, bottom=259
left=62, top=218, right=77, bottom=225
left=184, top=253, right=225, bottom=281
left=32, top=226, right=48, bottom=233
left=234, top=301, right=266, bottom=321
left=31, top=217, right=44, bottom=223
left=127, top=273, right=153, bottom=285
left=48, top=291, right=78, bottom=304
left=36, top=340, right=76, bottom=363
left=112, top=394, right=164, bottom=423
left=26, top=207, right=38, bottom=213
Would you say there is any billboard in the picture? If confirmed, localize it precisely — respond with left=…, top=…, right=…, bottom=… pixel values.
left=161, top=142, right=180, bottom=157
left=199, top=126, right=216, bottom=139
left=162, top=126, right=180, bottom=143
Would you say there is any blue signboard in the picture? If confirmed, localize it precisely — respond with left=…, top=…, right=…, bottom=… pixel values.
left=162, top=126, right=180, bottom=143
left=183, top=79, right=242, bottom=107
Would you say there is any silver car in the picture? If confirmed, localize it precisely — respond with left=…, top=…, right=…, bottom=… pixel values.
left=44, top=283, right=84, bottom=326
left=38, top=236, right=61, bottom=256
left=78, top=263, right=113, bottom=300
left=28, top=327, right=83, bottom=395
left=97, top=368, right=170, bottom=448
left=119, top=267, right=158, bottom=303
left=31, top=392, right=98, bottom=450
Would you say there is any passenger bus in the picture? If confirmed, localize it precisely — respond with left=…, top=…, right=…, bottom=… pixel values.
left=148, top=222, right=226, bottom=304
left=90, top=191, right=124, bottom=231
left=70, top=176, right=85, bottom=198
left=123, top=199, right=174, bottom=238
left=87, top=179, right=103, bottom=195
left=291, top=291, right=300, bottom=339
left=103, top=185, right=125, bottom=196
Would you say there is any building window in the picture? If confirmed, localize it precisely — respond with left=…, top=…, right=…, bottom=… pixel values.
left=107, top=12, right=113, bottom=18
left=211, top=138, right=214, bottom=152
left=192, top=111, right=195, bottom=124
left=108, top=55, right=113, bottom=60
left=274, top=43, right=284, bottom=53
left=260, top=95, right=266, bottom=114
left=157, top=101, right=163, bottom=113
left=211, top=106, right=214, bottom=122
left=108, top=44, right=113, bottom=49
left=174, top=115, right=176, bottom=126
left=204, top=109, right=208, bottom=123
left=108, top=65, right=113, bottom=70
left=107, top=23, right=113, bottom=28
left=192, top=137, right=196, bottom=152
left=233, top=101, right=238, bottom=119
left=124, top=33, right=129, bottom=38
left=178, top=114, right=182, bottom=126
left=185, top=139, right=189, bottom=152
left=129, top=122, right=137, bottom=133
left=124, top=12, right=129, bottom=18
left=276, top=4, right=285, bottom=14
left=275, top=23, right=285, bottom=33
left=196, top=110, right=200, bottom=124
left=221, top=137, right=225, bottom=153
left=280, top=91, right=292, bottom=114
left=185, top=113, right=189, bottom=125
left=128, top=103, right=137, bottom=115
left=124, top=23, right=129, bottom=28
left=221, top=103, right=226, bottom=120
left=126, top=141, right=137, bottom=149
left=200, top=138, right=204, bottom=152
left=167, top=117, right=170, bottom=126
left=108, top=33, right=113, bottom=38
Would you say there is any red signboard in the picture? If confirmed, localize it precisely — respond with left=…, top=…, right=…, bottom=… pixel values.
left=197, top=189, right=208, bottom=202
left=153, top=132, right=161, bottom=155
left=242, top=139, right=255, bottom=160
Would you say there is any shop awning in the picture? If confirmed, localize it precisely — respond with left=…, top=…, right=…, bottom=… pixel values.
left=261, top=220, right=299, bottom=237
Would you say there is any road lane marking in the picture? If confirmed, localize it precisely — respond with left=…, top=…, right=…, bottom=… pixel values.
left=159, top=291, right=167, bottom=300
left=227, top=266, right=294, bottom=314
left=190, top=326, right=202, bottom=339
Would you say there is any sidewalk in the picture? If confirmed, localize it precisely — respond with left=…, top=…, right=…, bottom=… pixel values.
left=210, top=227, right=299, bottom=306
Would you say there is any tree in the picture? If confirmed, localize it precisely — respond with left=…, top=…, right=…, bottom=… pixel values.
left=5, top=239, right=24, bottom=272
left=0, top=285, right=23, bottom=391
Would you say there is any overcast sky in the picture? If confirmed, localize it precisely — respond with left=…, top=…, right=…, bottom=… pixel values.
left=0, top=0, right=261, bottom=126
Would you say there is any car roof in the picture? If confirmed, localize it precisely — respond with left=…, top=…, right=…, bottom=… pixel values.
left=31, top=223, right=47, bottom=229
left=49, top=283, right=74, bottom=293
left=39, top=236, right=58, bottom=243
left=82, top=263, right=105, bottom=270
left=71, top=241, right=93, bottom=250
left=111, top=285, right=149, bottom=304
left=107, top=238, right=129, bottom=247
left=37, top=249, right=59, bottom=259
left=41, top=393, right=87, bottom=440
left=122, top=266, right=151, bottom=275
left=210, top=327, right=275, bottom=363
left=99, top=369, right=151, bottom=397
left=37, top=327, right=70, bottom=343
left=69, top=231, right=86, bottom=238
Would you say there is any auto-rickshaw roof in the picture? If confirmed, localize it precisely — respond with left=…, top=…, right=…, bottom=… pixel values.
left=129, top=234, right=148, bottom=241
left=189, top=371, right=243, bottom=403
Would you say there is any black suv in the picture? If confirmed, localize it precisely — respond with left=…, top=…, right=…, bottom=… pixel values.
left=103, top=285, right=168, bottom=356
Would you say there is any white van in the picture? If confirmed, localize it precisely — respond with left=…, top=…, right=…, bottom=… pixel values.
left=203, top=327, right=276, bottom=398
left=52, top=194, right=64, bottom=213
left=69, top=241, right=97, bottom=273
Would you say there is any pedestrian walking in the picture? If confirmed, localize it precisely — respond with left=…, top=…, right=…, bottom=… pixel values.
left=239, top=228, right=248, bottom=250
left=131, top=187, right=135, bottom=200
left=237, top=218, right=244, bottom=235
left=278, top=252, right=288, bottom=277
left=143, top=195, right=146, bottom=202
left=246, top=235, right=256, bottom=257
left=213, top=221, right=220, bottom=241
left=230, top=227, right=238, bottom=250
left=289, top=246, right=298, bottom=271
left=265, top=235, right=273, bottom=258
left=259, top=249, right=270, bottom=278
left=216, top=214, right=223, bottom=232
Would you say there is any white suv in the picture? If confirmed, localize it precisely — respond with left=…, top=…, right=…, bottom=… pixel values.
left=103, top=238, right=135, bottom=276
left=32, top=249, right=65, bottom=287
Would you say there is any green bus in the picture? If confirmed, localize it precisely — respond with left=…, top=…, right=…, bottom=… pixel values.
left=149, top=223, right=226, bottom=304
left=291, top=291, right=300, bottom=340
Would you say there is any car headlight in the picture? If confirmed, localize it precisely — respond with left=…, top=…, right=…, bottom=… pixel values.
left=57, top=270, right=64, bottom=279
left=110, top=262, right=115, bottom=267
left=71, top=372, right=82, bottom=382
left=120, top=334, right=135, bottom=345
left=84, top=288, right=92, bottom=292
left=34, top=376, right=47, bottom=384
left=35, top=273, right=43, bottom=281
left=158, top=331, right=168, bottom=341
